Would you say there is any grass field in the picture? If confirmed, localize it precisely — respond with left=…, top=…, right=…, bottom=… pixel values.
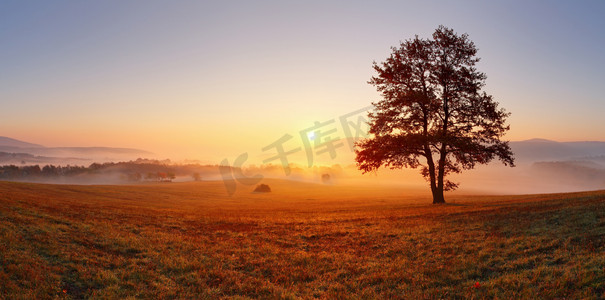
left=0, top=179, right=604, bottom=299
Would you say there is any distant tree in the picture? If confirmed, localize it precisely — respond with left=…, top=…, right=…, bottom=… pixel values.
left=42, top=165, right=59, bottom=177
left=356, top=26, right=515, bottom=204
left=126, top=172, right=142, bottom=182
left=192, top=172, right=201, bottom=181
left=145, top=172, right=158, bottom=181
left=4, top=165, right=20, bottom=178
left=22, top=165, right=41, bottom=177
left=89, top=163, right=103, bottom=171
left=167, top=172, right=176, bottom=181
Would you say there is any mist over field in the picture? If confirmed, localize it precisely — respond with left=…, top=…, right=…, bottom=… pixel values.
left=205, top=138, right=605, bottom=195
left=2, top=136, right=603, bottom=195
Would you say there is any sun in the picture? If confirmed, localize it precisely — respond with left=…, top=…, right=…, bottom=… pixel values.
left=307, top=131, right=316, bottom=141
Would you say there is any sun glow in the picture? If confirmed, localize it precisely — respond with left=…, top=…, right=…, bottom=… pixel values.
left=307, top=131, right=316, bottom=141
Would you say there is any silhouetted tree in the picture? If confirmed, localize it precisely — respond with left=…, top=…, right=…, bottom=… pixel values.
left=356, top=26, right=514, bottom=204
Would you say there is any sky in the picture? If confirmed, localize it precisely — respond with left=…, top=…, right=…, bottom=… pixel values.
left=1, top=1, right=604, bottom=164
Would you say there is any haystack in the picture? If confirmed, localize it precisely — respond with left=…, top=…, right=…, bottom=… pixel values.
left=253, top=184, right=271, bottom=193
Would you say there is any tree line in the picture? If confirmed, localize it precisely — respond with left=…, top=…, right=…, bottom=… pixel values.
left=0, top=161, right=189, bottom=182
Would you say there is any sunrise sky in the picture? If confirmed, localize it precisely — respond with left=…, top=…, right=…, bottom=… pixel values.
left=1, top=1, right=604, bottom=163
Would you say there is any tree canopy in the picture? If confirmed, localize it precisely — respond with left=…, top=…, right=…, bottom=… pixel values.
left=356, top=26, right=514, bottom=204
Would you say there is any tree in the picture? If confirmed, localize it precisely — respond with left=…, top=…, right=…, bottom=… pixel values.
left=145, top=172, right=158, bottom=181
left=167, top=172, right=176, bottom=181
left=192, top=172, right=202, bottom=181
left=356, top=26, right=514, bottom=204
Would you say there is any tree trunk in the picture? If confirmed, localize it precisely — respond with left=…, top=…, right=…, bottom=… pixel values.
left=432, top=186, right=445, bottom=204
left=435, top=146, right=447, bottom=204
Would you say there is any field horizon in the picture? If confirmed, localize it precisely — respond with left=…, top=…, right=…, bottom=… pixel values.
left=1, top=179, right=603, bottom=298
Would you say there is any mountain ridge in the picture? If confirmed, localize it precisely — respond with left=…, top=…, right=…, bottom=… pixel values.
left=0, top=136, right=153, bottom=163
left=0, top=136, right=44, bottom=148
left=0, top=136, right=152, bottom=154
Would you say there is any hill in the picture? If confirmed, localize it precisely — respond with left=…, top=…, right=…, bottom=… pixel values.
left=14, top=147, right=154, bottom=163
left=0, top=151, right=91, bottom=166
left=0, top=180, right=603, bottom=298
left=0, top=136, right=44, bottom=148
left=0, top=136, right=154, bottom=164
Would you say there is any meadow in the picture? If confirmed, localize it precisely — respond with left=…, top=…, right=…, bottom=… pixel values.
left=0, top=179, right=603, bottom=299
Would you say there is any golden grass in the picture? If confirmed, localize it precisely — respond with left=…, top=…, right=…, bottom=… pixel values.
left=0, top=179, right=603, bottom=299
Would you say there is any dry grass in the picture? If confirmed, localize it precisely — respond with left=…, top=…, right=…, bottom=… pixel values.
left=0, top=179, right=604, bottom=299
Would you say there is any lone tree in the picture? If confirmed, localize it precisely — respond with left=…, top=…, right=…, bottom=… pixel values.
left=356, top=26, right=514, bottom=204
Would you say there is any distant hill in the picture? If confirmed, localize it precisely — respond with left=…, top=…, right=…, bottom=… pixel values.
left=0, top=136, right=44, bottom=148
left=510, top=139, right=605, bottom=162
left=33, top=147, right=153, bottom=156
left=0, top=151, right=91, bottom=165
left=0, top=136, right=153, bottom=164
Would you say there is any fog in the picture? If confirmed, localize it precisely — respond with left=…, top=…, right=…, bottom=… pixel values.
left=2, top=158, right=603, bottom=195
left=1, top=138, right=604, bottom=195
left=235, top=160, right=604, bottom=196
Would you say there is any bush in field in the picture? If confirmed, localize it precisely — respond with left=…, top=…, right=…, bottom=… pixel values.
left=321, top=173, right=331, bottom=184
